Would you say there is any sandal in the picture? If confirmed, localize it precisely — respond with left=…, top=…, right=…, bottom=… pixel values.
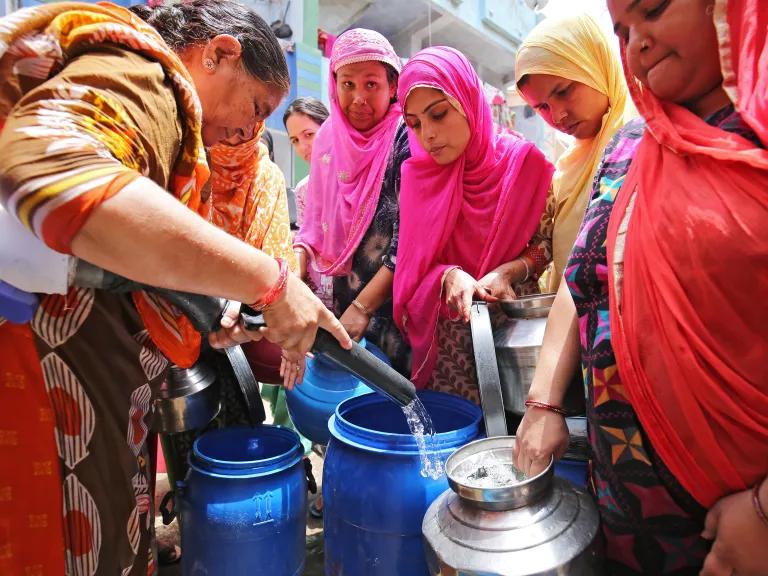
left=309, top=497, right=323, bottom=519
left=158, top=544, right=181, bottom=565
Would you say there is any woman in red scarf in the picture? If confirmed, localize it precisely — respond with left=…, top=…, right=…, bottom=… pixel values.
left=515, top=0, right=767, bottom=573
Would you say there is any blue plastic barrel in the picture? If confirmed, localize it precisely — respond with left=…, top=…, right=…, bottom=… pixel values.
left=285, top=338, right=389, bottom=445
left=555, top=457, right=589, bottom=488
left=324, top=391, right=482, bottom=575
left=179, top=426, right=306, bottom=576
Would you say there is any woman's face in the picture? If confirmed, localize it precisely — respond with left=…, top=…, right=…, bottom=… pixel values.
left=286, top=113, right=322, bottom=163
left=335, top=61, right=396, bottom=132
left=519, top=75, right=609, bottom=139
left=184, top=35, right=286, bottom=147
left=404, top=87, right=471, bottom=165
left=608, top=0, right=723, bottom=116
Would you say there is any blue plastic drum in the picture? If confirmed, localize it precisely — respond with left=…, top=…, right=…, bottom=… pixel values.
left=323, top=391, right=482, bottom=575
left=179, top=426, right=306, bottom=575
left=285, top=338, right=389, bottom=445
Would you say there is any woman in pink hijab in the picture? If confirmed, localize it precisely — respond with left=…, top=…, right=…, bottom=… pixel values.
left=294, top=29, right=411, bottom=375
left=394, top=47, right=554, bottom=402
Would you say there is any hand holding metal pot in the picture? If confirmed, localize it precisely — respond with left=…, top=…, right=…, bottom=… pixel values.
left=443, top=267, right=498, bottom=323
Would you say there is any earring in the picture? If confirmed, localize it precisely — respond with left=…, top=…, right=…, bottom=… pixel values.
left=203, top=58, right=215, bottom=71
left=705, top=3, right=715, bottom=15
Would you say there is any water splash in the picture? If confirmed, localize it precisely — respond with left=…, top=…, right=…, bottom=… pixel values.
left=401, top=397, right=444, bottom=480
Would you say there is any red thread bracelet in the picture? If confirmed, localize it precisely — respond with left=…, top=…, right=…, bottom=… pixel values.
left=248, top=258, right=289, bottom=312
left=525, top=399, right=567, bottom=416
left=753, top=481, right=768, bottom=528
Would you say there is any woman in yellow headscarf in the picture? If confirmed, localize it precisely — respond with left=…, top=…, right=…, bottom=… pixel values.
left=515, top=13, right=634, bottom=291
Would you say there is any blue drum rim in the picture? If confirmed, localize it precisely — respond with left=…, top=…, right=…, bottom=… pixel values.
left=190, top=425, right=303, bottom=478
left=328, top=391, right=481, bottom=455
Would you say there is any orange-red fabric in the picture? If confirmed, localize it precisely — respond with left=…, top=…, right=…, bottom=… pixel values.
left=607, top=0, right=768, bottom=507
left=0, top=322, right=66, bottom=575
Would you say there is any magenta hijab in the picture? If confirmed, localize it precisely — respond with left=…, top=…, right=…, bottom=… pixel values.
left=394, top=47, right=554, bottom=387
left=294, top=29, right=403, bottom=275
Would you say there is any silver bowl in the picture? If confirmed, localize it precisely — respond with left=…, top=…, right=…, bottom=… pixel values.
left=445, top=436, right=554, bottom=511
left=499, top=293, right=556, bottom=319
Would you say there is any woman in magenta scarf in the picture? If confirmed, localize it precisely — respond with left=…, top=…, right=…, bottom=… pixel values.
left=294, top=29, right=411, bottom=375
left=394, top=47, right=554, bottom=401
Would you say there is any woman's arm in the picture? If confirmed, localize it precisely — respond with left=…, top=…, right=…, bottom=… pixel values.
left=70, top=177, right=349, bottom=354
left=478, top=184, right=556, bottom=297
left=339, top=265, right=393, bottom=340
left=0, top=50, right=349, bottom=354
left=513, top=281, right=580, bottom=476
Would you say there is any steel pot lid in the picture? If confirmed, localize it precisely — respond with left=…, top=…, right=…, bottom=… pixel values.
left=151, top=360, right=220, bottom=433
left=156, top=362, right=216, bottom=399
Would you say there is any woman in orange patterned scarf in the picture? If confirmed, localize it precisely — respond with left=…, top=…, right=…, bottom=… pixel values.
left=0, top=2, right=349, bottom=574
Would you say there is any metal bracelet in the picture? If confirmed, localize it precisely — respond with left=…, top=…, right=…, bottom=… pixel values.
left=517, top=258, right=530, bottom=283
left=351, top=299, right=372, bottom=317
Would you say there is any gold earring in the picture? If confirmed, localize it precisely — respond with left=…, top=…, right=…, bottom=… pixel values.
left=204, top=58, right=215, bottom=71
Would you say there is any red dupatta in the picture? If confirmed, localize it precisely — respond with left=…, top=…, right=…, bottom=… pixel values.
left=606, top=0, right=768, bottom=507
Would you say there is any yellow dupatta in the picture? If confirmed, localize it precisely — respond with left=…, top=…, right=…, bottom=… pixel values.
left=515, top=13, right=634, bottom=291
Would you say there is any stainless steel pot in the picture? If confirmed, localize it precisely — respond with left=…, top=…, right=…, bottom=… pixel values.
left=494, top=294, right=584, bottom=415
left=423, top=436, right=603, bottom=576
left=151, top=359, right=220, bottom=433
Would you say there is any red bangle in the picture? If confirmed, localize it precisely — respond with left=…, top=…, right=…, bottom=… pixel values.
left=248, top=258, right=289, bottom=311
left=753, top=481, right=768, bottom=528
left=525, top=399, right=567, bottom=416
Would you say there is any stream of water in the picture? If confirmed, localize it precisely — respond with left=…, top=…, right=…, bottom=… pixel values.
left=401, top=397, right=445, bottom=480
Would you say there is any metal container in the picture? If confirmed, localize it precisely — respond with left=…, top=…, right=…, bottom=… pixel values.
left=494, top=294, right=584, bottom=415
left=151, top=359, right=220, bottom=433
left=423, top=436, right=603, bottom=576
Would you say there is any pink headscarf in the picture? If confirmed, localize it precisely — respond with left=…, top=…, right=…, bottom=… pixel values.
left=394, top=47, right=554, bottom=387
left=294, top=29, right=403, bottom=276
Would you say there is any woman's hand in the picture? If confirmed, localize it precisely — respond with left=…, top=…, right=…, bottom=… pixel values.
left=256, top=273, right=352, bottom=356
left=443, top=267, right=498, bottom=323
left=208, top=301, right=257, bottom=349
left=339, top=303, right=371, bottom=342
left=280, top=350, right=306, bottom=391
left=700, top=481, right=768, bottom=576
left=478, top=260, right=527, bottom=301
left=513, top=407, right=570, bottom=477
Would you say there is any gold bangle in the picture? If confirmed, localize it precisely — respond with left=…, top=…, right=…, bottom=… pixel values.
left=351, top=299, right=372, bottom=317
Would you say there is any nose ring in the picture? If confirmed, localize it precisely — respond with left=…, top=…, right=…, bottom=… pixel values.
left=640, top=39, right=649, bottom=51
